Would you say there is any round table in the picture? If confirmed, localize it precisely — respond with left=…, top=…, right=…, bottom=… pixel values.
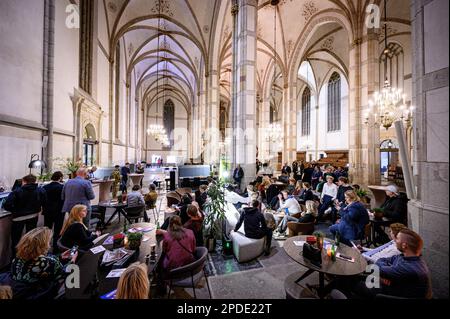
left=284, top=235, right=367, bottom=298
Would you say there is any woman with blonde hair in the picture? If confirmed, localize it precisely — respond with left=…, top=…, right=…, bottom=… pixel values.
left=11, top=227, right=76, bottom=286
left=60, top=204, right=101, bottom=251
left=276, top=200, right=317, bottom=236
left=329, top=190, right=369, bottom=245
left=116, top=263, right=149, bottom=299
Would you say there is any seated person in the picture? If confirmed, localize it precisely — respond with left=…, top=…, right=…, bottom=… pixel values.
left=144, top=184, right=158, bottom=208
left=329, top=190, right=369, bottom=246
left=183, top=204, right=205, bottom=247
left=194, top=185, right=208, bottom=211
left=292, top=180, right=303, bottom=196
left=60, top=205, right=101, bottom=251
left=297, top=182, right=314, bottom=204
left=352, top=228, right=432, bottom=299
left=278, top=172, right=289, bottom=184
left=116, top=263, right=149, bottom=299
left=11, top=227, right=77, bottom=293
left=156, top=216, right=196, bottom=271
left=331, top=177, right=353, bottom=224
left=127, top=185, right=145, bottom=208
left=361, top=223, right=407, bottom=263
left=276, top=190, right=301, bottom=220
left=232, top=200, right=272, bottom=256
left=286, top=178, right=296, bottom=194
left=265, top=178, right=279, bottom=208
left=275, top=200, right=317, bottom=237
left=318, top=175, right=338, bottom=222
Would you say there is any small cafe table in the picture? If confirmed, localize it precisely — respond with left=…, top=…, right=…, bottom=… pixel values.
left=283, top=235, right=367, bottom=298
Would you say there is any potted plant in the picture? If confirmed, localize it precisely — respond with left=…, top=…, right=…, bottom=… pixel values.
left=372, top=207, right=384, bottom=220
left=126, top=232, right=143, bottom=250
left=38, top=172, right=52, bottom=183
left=54, top=157, right=84, bottom=179
left=203, top=180, right=226, bottom=252
left=313, top=231, right=325, bottom=251
left=113, top=233, right=125, bottom=249
left=356, top=188, right=371, bottom=204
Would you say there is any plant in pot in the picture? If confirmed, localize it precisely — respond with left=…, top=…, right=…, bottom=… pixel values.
left=113, top=233, right=125, bottom=249
left=356, top=188, right=370, bottom=204
left=54, top=157, right=84, bottom=179
left=203, top=180, right=226, bottom=252
left=126, top=232, right=143, bottom=251
left=372, top=208, right=384, bottom=220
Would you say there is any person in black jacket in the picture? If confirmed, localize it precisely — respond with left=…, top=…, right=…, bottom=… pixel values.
left=194, top=184, right=208, bottom=211
left=233, top=165, right=244, bottom=189
left=375, top=185, right=408, bottom=244
left=297, top=182, right=315, bottom=204
left=301, top=163, right=314, bottom=185
left=3, top=174, right=46, bottom=257
left=60, top=204, right=101, bottom=251
left=232, top=200, right=272, bottom=255
left=281, top=163, right=292, bottom=176
left=331, top=177, right=353, bottom=224
left=42, top=171, right=65, bottom=251
left=266, top=179, right=279, bottom=209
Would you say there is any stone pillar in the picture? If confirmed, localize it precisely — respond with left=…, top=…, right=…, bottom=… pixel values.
left=282, top=82, right=297, bottom=164
left=408, top=0, right=449, bottom=298
left=231, top=0, right=258, bottom=187
left=348, top=31, right=380, bottom=186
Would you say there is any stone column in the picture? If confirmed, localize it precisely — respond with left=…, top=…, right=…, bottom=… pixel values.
left=348, top=30, right=380, bottom=186
left=231, top=0, right=258, bottom=187
left=408, top=0, right=449, bottom=298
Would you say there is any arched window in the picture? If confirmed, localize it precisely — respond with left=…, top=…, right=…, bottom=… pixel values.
left=301, top=87, right=311, bottom=136
left=327, top=72, right=341, bottom=132
left=163, top=99, right=175, bottom=147
left=270, top=103, right=277, bottom=124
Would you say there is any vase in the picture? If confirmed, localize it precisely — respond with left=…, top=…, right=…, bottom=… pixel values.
left=128, top=239, right=142, bottom=250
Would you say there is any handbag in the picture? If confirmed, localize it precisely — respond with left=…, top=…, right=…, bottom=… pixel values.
left=302, top=242, right=322, bottom=267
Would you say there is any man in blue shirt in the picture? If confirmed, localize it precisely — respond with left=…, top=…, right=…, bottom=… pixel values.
left=62, top=168, right=95, bottom=227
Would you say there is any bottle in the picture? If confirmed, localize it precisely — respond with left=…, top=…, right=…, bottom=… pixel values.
left=156, top=221, right=160, bottom=230
left=335, top=231, right=340, bottom=247
left=331, top=244, right=336, bottom=262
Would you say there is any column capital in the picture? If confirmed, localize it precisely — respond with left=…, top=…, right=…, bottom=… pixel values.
left=231, top=3, right=239, bottom=16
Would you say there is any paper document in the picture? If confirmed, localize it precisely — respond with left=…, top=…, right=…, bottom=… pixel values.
left=90, top=245, right=106, bottom=254
left=92, top=233, right=110, bottom=245
left=106, top=269, right=126, bottom=278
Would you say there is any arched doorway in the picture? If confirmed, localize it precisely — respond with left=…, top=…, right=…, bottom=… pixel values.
left=380, top=139, right=399, bottom=182
left=83, top=123, right=97, bottom=166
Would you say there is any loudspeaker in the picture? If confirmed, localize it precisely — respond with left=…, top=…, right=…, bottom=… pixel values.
left=42, top=136, right=49, bottom=148
left=169, top=171, right=176, bottom=191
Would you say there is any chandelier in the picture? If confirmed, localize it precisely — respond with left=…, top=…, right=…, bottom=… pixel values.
left=364, top=0, right=413, bottom=130
left=147, top=5, right=170, bottom=148
left=266, top=123, right=282, bottom=142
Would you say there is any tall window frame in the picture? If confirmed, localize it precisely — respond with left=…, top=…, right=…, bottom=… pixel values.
left=301, top=87, right=311, bottom=136
left=327, top=72, right=341, bottom=132
left=163, top=99, right=175, bottom=148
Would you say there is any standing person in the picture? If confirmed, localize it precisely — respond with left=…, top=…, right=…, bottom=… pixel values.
left=3, top=174, right=47, bottom=257
left=111, top=165, right=121, bottom=199
left=292, top=161, right=298, bottom=180
left=120, top=163, right=131, bottom=193
left=281, top=163, right=292, bottom=176
left=299, top=160, right=305, bottom=178
left=42, top=171, right=65, bottom=251
left=233, top=164, right=244, bottom=189
left=232, top=200, right=272, bottom=256
left=301, top=163, right=314, bottom=185
left=87, top=166, right=97, bottom=180
left=62, top=168, right=95, bottom=228
left=311, top=166, right=323, bottom=190
left=317, top=175, right=338, bottom=222
left=135, top=163, right=145, bottom=188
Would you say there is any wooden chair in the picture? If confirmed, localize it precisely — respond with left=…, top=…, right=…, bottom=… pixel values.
left=287, top=222, right=315, bottom=237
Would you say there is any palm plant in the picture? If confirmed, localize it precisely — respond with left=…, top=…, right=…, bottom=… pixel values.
left=203, top=179, right=226, bottom=252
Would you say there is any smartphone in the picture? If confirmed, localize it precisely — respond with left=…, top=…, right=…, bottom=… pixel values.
left=70, top=246, right=78, bottom=258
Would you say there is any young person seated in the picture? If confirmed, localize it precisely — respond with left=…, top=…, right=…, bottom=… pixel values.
left=292, top=180, right=303, bottom=196
left=331, top=177, right=353, bottom=224
left=317, top=175, right=338, bottom=222
left=275, top=200, right=317, bottom=237
left=329, top=190, right=369, bottom=246
left=232, top=200, right=272, bottom=256
left=183, top=204, right=205, bottom=247
left=297, top=182, right=314, bottom=204
left=116, top=263, right=150, bottom=299
left=60, top=205, right=101, bottom=251
left=352, top=228, right=432, bottom=299
left=194, top=184, right=208, bottom=211
left=10, top=227, right=77, bottom=295
left=144, top=184, right=158, bottom=209
left=274, top=190, right=301, bottom=224
left=278, top=172, right=289, bottom=184
left=156, top=215, right=196, bottom=271
left=286, top=178, right=296, bottom=194
left=127, top=185, right=145, bottom=208
left=265, top=178, right=280, bottom=208
left=360, top=223, right=407, bottom=263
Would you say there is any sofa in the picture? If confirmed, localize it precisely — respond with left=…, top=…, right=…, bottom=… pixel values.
left=224, top=202, right=266, bottom=263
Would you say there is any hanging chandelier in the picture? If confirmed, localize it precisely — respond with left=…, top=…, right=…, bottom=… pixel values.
left=364, top=0, right=413, bottom=130
left=147, top=6, right=170, bottom=148
left=266, top=0, right=283, bottom=144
